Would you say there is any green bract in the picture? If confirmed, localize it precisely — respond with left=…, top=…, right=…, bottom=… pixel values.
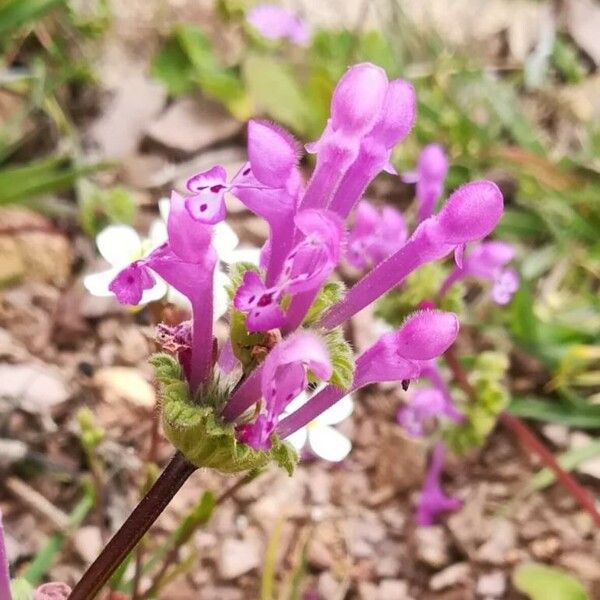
left=150, top=353, right=298, bottom=475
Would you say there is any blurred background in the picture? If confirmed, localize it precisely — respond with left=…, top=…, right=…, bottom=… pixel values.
left=0, top=0, right=599, bottom=598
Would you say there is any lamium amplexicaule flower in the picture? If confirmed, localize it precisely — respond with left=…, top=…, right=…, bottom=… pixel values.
left=70, top=62, right=508, bottom=598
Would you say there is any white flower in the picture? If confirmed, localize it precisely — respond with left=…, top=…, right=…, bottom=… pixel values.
left=284, top=389, right=354, bottom=462
left=84, top=198, right=260, bottom=319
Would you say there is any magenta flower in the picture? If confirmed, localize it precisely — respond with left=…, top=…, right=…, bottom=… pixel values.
left=301, top=63, right=389, bottom=211
left=98, top=62, right=507, bottom=476
left=232, top=120, right=303, bottom=285
left=234, top=271, right=286, bottom=332
left=440, top=240, right=519, bottom=304
left=397, top=388, right=448, bottom=437
left=110, top=191, right=217, bottom=390
left=416, top=442, right=462, bottom=526
left=403, top=143, right=448, bottom=223
left=328, top=79, right=416, bottom=217
left=34, top=583, right=72, bottom=599
left=238, top=332, right=332, bottom=449
left=346, top=201, right=407, bottom=269
left=277, top=310, right=459, bottom=439
left=320, top=180, right=504, bottom=330
left=234, top=209, right=344, bottom=332
left=184, top=165, right=228, bottom=224
left=247, top=4, right=311, bottom=45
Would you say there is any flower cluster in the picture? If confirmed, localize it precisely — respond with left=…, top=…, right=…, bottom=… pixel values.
left=104, top=62, right=504, bottom=479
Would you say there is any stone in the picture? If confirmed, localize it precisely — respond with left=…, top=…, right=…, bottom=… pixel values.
left=559, top=551, right=600, bottom=582
left=475, top=519, right=516, bottom=565
left=429, top=563, right=471, bottom=591
left=146, top=97, right=240, bottom=154
left=0, top=363, right=69, bottom=413
left=416, top=526, right=451, bottom=568
left=476, top=571, right=506, bottom=597
left=73, top=526, right=103, bottom=564
left=218, top=536, right=262, bottom=580
left=94, top=367, right=155, bottom=407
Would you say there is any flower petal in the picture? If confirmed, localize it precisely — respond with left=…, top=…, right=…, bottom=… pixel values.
left=83, top=268, right=120, bottom=297
left=317, top=393, right=354, bottom=425
left=285, top=426, right=308, bottom=451
left=308, top=425, right=352, bottom=462
left=213, top=221, right=240, bottom=263
left=96, top=225, right=141, bottom=267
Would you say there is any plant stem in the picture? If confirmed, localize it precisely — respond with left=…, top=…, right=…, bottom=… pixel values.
left=69, top=452, right=197, bottom=600
left=143, top=472, right=256, bottom=597
left=444, top=346, right=600, bottom=527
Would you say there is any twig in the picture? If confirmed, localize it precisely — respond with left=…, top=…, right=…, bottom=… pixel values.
left=444, top=346, right=600, bottom=527
left=69, top=452, right=197, bottom=600
left=5, top=477, right=69, bottom=531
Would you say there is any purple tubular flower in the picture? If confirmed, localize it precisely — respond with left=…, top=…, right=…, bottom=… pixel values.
left=403, top=144, right=448, bottom=223
left=328, top=79, right=417, bottom=218
left=300, top=64, right=389, bottom=211
left=234, top=271, right=286, bottom=332
left=277, top=310, right=459, bottom=439
left=421, top=361, right=463, bottom=423
left=233, top=210, right=343, bottom=333
left=283, top=209, right=344, bottom=332
left=247, top=4, right=311, bottom=45
left=109, top=262, right=156, bottom=305
left=239, top=332, right=332, bottom=449
left=320, top=180, right=504, bottom=330
left=440, top=240, right=519, bottom=305
left=416, top=442, right=462, bottom=526
left=0, top=510, right=11, bottom=600
left=232, top=120, right=302, bottom=285
left=184, top=165, right=228, bottom=224
left=110, top=192, right=217, bottom=390
left=397, top=387, right=447, bottom=437
left=346, top=201, right=407, bottom=269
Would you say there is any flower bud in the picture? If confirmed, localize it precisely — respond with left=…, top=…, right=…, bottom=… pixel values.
left=330, top=63, right=388, bottom=135
left=394, top=310, right=459, bottom=360
left=371, top=79, right=416, bottom=149
left=418, top=143, right=448, bottom=181
left=247, top=120, right=299, bottom=187
left=437, top=180, right=503, bottom=244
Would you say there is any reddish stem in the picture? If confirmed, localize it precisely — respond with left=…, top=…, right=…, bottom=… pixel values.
left=444, top=346, right=600, bottom=528
left=69, top=452, right=197, bottom=600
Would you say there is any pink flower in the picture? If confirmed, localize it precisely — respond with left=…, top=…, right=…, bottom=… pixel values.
left=416, top=443, right=462, bottom=526
left=239, top=332, right=332, bottom=449
left=440, top=240, right=519, bottom=304
left=277, top=310, right=459, bottom=439
left=247, top=5, right=311, bottom=45
left=403, top=144, right=448, bottom=223
left=346, top=201, right=407, bottom=269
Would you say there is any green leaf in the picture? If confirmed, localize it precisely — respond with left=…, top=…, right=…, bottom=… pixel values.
left=0, top=0, right=63, bottom=39
left=321, top=328, right=355, bottom=390
left=23, top=486, right=94, bottom=585
left=242, top=54, right=308, bottom=133
left=508, top=396, right=600, bottom=429
left=532, top=440, right=600, bottom=490
left=79, top=182, right=136, bottom=236
left=304, top=281, right=345, bottom=326
left=0, top=157, right=101, bottom=205
left=513, top=563, right=589, bottom=600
